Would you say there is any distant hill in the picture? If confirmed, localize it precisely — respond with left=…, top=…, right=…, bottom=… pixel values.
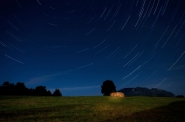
left=118, top=87, right=175, bottom=97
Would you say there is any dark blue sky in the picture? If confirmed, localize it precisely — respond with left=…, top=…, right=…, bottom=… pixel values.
left=0, top=0, right=185, bottom=96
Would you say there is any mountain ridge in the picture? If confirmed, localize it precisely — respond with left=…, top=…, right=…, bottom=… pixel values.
left=118, top=87, right=175, bottom=97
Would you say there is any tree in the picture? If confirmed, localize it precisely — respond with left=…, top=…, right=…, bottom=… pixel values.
left=47, top=90, right=52, bottom=96
left=14, top=82, right=27, bottom=95
left=27, top=88, right=35, bottom=96
left=35, top=86, right=48, bottom=96
left=0, top=81, right=15, bottom=95
left=53, top=89, right=62, bottom=96
left=101, top=80, right=116, bottom=96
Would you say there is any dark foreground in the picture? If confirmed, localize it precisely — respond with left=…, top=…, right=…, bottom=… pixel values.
left=0, top=96, right=185, bottom=122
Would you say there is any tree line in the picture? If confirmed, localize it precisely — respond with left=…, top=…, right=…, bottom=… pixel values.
left=0, top=81, right=62, bottom=96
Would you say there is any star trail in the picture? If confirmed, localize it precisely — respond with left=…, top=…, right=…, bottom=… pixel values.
left=0, top=0, right=185, bottom=96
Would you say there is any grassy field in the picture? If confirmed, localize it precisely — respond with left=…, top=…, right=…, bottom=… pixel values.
left=0, top=96, right=185, bottom=122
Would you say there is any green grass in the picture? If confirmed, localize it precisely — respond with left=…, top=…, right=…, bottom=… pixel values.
left=0, top=96, right=185, bottom=122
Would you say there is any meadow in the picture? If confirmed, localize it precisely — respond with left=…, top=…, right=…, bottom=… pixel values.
left=0, top=96, right=185, bottom=122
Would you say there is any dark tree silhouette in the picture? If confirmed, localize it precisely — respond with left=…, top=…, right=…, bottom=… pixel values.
left=14, top=82, right=27, bottom=95
left=27, top=88, right=35, bottom=96
left=0, top=81, right=59, bottom=96
left=53, top=89, right=62, bottom=96
left=35, top=86, right=49, bottom=96
left=101, top=80, right=116, bottom=96
left=0, top=81, right=15, bottom=95
left=47, top=90, right=52, bottom=96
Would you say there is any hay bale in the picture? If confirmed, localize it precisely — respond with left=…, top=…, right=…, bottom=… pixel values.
left=110, top=92, right=124, bottom=97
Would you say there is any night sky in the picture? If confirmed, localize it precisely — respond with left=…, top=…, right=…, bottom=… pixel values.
left=0, top=0, right=185, bottom=96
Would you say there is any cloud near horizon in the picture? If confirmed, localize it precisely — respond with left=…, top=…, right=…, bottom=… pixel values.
left=49, top=85, right=100, bottom=92
left=25, top=70, right=73, bottom=85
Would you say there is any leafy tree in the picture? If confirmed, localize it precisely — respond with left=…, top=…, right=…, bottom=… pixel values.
left=53, top=89, right=62, bottom=96
left=35, top=86, right=48, bottom=96
left=101, top=80, right=116, bottom=96
left=47, top=90, right=52, bottom=96
left=0, top=81, right=15, bottom=95
left=27, top=88, right=35, bottom=96
left=14, top=82, right=27, bottom=95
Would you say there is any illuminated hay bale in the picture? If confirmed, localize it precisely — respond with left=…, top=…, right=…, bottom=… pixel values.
left=110, top=92, right=124, bottom=97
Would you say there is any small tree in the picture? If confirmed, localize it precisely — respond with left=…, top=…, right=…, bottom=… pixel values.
left=101, top=80, right=116, bottom=96
left=14, top=82, right=27, bottom=95
left=35, top=86, right=48, bottom=96
left=53, top=89, right=62, bottom=96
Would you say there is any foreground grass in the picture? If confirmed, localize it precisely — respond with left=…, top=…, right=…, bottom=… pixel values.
left=0, top=96, right=185, bottom=122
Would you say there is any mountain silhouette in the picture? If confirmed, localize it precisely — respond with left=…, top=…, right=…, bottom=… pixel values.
left=118, top=87, right=175, bottom=97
